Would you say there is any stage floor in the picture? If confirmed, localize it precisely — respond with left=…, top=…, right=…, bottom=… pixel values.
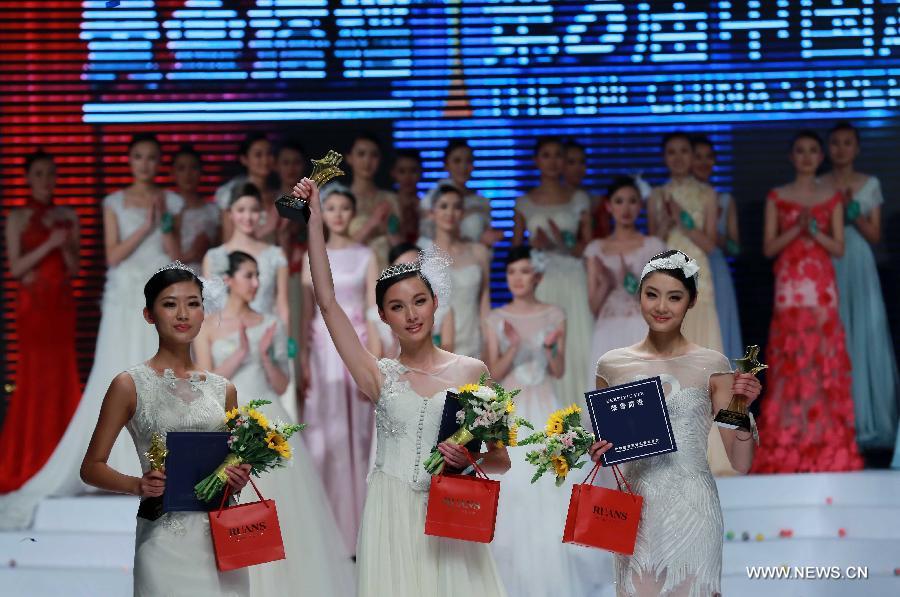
left=2, top=470, right=898, bottom=596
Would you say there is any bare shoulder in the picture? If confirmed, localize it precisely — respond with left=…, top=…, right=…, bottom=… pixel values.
left=454, top=353, right=490, bottom=380
left=108, top=371, right=138, bottom=402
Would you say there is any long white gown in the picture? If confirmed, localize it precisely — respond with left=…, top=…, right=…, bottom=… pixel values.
left=357, top=357, right=506, bottom=597
left=127, top=364, right=249, bottom=597
left=0, top=190, right=183, bottom=529
left=596, top=347, right=732, bottom=597
left=515, top=191, right=593, bottom=410
left=486, top=305, right=590, bottom=597
left=210, top=313, right=356, bottom=596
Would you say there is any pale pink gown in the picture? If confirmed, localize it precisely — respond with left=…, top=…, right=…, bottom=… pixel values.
left=303, top=243, right=375, bottom=554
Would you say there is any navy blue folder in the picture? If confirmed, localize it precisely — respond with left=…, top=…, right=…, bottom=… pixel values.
left=163, top=431, right=231, bottom=512
left=585, top=377, right=677, bottom=466
left=436, top=391, right=483, bottom=473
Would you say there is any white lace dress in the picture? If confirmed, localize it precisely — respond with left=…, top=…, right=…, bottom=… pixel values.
left=0, top=190, right=183, bottom=529
left=595, top=347, right=732, bottom=597
left=210, top=314, right=355, bottom=597
left=180, top=203, right=220, bottom=274
left=357, top=357, right=506, bottom=597
left=125, top=364, right=249, bottom=597
left=515, top=191, right=593, bottom=411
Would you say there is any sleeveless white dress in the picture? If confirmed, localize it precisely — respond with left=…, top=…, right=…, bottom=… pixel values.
left=126, top=364, right=249, bottom=597
left=515, top=191, right=594, bottom=411
left=180, top=202, right=220, bottom=274
left=211, top=313, right=355, bottom=597
left=596, top=347, right=732, bottom=597
left=357, top=357, right=506, bottom=597
left=486, top=306, right=597, bottom=597
left=0, top=190, right=183, bottom=529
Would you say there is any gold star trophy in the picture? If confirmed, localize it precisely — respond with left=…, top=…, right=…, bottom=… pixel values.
left=275, top=150, right=345, bottom=222
left=145, top=432, right=168, bottom=471
left=713, top=345, right=767, bottom=433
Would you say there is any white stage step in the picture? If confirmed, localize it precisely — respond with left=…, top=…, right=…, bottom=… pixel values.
left=1, top=472, right=898, bottom=597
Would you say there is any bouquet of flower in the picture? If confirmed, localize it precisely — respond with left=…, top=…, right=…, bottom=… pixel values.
left=520, top=404, right=595, bottom=486
left=195, top=399, right=305, bottom=502
left=422, top=374, right=530, bottom=475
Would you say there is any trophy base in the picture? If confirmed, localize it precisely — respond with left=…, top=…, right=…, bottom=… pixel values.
left=275, top=195, right=310, bottom=222
left=714, top=409, right=752, bottom=432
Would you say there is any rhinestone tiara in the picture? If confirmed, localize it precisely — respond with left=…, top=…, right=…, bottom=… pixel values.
left=377, top=261, right=420, bottom=282
left=154, top=260, right=195, bottom=276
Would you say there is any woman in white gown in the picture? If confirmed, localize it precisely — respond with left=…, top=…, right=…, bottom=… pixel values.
left=484, top=246, right=577, bottom=596
left=0, top=134, right=183, bottom=529
left=194, top=250, right=355, bottom=596
left=513, top=137, right=594, bottom=410
left=172, top=145, right=220, bottom=274
left=587, top=250, right=762, bottom=597
left=203, top=181, right=289, bottom=325
left=584, top=177, right=666, bottom=366
left=418, top=184, right=490, bottom=358
left=293, top=176, right=509, bottom=597
left=81, top=263, right=253, bottom=597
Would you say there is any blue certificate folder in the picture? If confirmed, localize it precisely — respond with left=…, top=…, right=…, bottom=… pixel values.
left=585, top=377, right=677, bottom=466
left=436, top=391, right=483, bottom=473
left=162, top=431, right=230, bottom=512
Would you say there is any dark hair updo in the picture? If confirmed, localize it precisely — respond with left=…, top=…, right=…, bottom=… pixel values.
left=128, top=132, right=161, bottom=153
left=226, top=251, right=257, bottom=277
left=827, top=121, right=860, bottom=144
left=229, top=181, right=262, bottom=209
left=605, top=175, right=639, bottom=201
left=433, top=183, right=463, bottom=204
left=321, top=183, right=358, bottom=211
left=24, top=149, right=54, bottom=174
left=789, top=129, right=824, bottom=152
left=638, top=249, right=699, bottom=302
left=388, top=242, right=421, bottom=265
left=375, top=268, right=435, bottom=311
left=504, top=245, right=534, bottom=269
left=144, top=266, right=203, bottom=311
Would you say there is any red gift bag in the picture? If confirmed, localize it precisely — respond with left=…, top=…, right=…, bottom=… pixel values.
left=562, top=462, right=643, bottom=555
left=425, top=453, right=500, bottom=543
left=208, top=479, right=285, bottom=571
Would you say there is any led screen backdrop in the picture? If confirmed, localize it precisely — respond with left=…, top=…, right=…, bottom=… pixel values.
left=2, top=0, right=899, bottom=384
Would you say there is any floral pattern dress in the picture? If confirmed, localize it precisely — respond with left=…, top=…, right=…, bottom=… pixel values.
left=751, top=191, right=863, bottom=473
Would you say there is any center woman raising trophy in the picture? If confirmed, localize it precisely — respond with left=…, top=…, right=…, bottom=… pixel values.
left=291, top=177, right=510, bottom=596
left=587, top=249, right=762, bottom=597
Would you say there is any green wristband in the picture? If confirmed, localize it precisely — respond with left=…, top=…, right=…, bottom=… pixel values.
left=623, top=272, right=639, bottom=295
left=287, top=337, right=298, bottom=359
left=808, top=218, right=818, bottom=236
left=726, top=239, right=741, bottom=256
left=561, top=230, right=576, bottom=249
left=845, top=200, right=861, bottom=222
left=160, top=212, right=174, bottom=234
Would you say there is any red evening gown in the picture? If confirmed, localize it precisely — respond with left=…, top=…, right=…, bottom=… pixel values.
left=751, top=191, right=863, bottom=473
left=0, top=207, right=81, bottom=492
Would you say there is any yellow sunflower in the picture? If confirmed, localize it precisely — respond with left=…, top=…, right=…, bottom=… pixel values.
left=552, top=456, right=569, bottom=478
left=505, top=400, right=515, bottom=414
left=224, top=407, right=240, bottom=422
left=545, top=414, right=563, bottom=436
left=457, top=383, right=480, bottom=394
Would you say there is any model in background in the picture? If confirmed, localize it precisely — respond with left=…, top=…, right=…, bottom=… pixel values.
left=172, top=145, right=219, bottom=274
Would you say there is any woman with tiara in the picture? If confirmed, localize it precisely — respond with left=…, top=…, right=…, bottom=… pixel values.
left=345, top=132, right=401, bottom=268
left=204, top=182, right=289, bottom=325
left=821, top=122, right=899, bottom=454
left=751, top=131, right=863, bottom=473
left=419, top=184, right=491, bottom=358
left=513, top=136, right=593, bottom=409
left=299, top=184, right=380, bottom=554
left=484, top=246, right=576, bottom=596
left=588, top=249, right=762, bottom=597
left=293, top=176, right=509, bottom=596
left=215, top=133, right=281, bottom=243
left=0, top=150, right=81, bottom=492
left=691, top=136, right=744, bottom=360
left=0, top=134, right=184, bottom=529
left=194, top=251, right=355, bottom=596
left=647, top=132, right=734, bottom=477
left=584, top=176, right=666, bottom=367
left=172, top=145, right=220, bottom=274
left=81, top=263, right=253, bottom=597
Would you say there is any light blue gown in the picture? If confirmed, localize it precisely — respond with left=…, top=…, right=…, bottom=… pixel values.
left=708, top=192, right=743, bottom=360
left=832, top=177, right=899, bottom=452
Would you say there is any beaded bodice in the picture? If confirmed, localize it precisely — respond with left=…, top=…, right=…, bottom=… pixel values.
left=372, top=358, right=450, bottom=491
left=125, top=364, right=228, bottom=474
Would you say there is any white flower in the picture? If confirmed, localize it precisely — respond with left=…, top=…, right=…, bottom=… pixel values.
left=473, top=386, right=497, bottom=401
